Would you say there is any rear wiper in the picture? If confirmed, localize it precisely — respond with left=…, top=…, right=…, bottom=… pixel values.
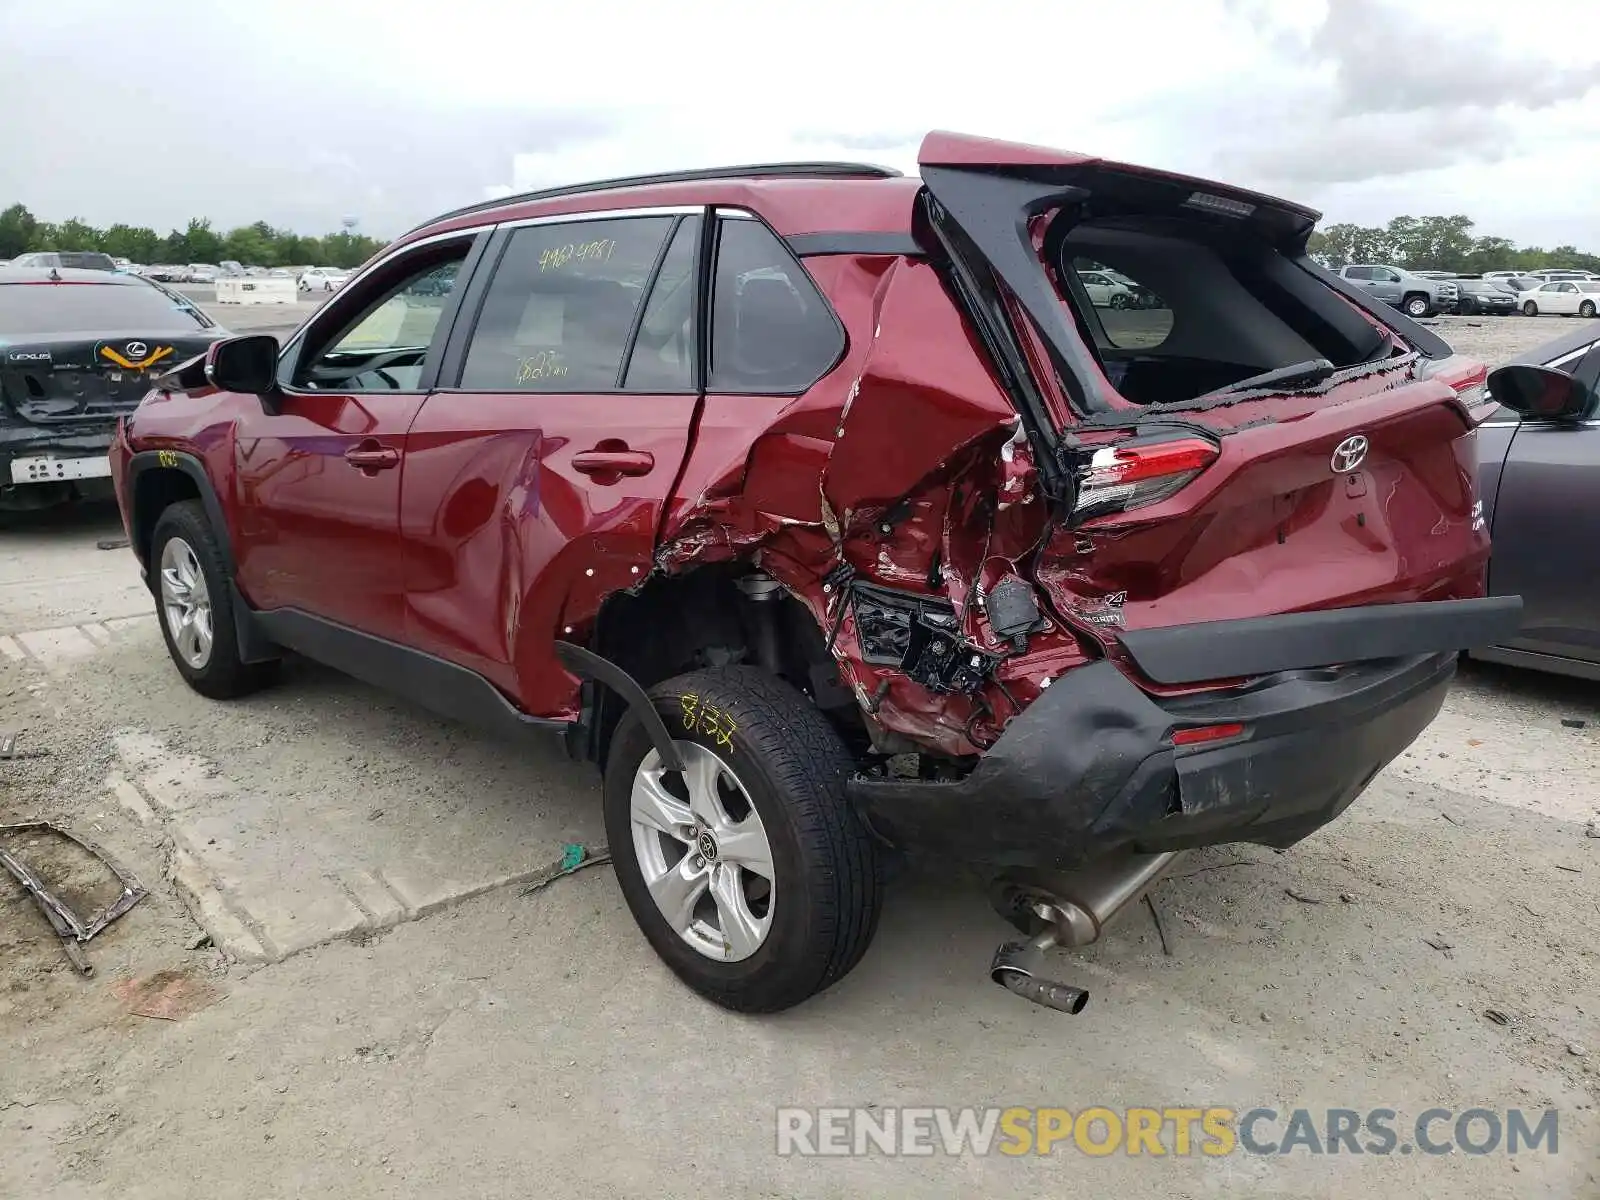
left=1203, top=358, right=1337, bottom=399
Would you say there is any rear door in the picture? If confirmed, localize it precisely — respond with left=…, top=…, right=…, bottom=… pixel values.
left=231, top=232, right=483, bottom=640
left=401, top=209, right=702, bottom=716
left=1487, top=341, right=1600, bottom=669
left=1369, top=268, right=1403, bottom=305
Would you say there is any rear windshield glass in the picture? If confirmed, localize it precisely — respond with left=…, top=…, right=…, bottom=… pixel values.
left=0, top=282, right=210, bottom=336
left=1051, top=217, right=1399, bottom=407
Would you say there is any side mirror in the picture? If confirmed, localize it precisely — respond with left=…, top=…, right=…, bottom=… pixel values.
left=205, top=335, right=281, bottom=408
left=1485, top=363, right=1599, bottom=423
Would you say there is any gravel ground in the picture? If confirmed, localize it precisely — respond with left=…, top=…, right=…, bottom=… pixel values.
left=1, top=311, right=1597, bottom=1199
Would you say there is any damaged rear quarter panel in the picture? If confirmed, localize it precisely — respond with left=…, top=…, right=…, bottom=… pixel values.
left=656, top=251, right=1082, bottom=757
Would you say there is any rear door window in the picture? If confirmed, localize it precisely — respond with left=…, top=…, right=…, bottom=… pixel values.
left=460, top=216, right=674, bottom=391
left=622, top=216, right=700, bottom=392
left=708, top=215, right=842, bottom=393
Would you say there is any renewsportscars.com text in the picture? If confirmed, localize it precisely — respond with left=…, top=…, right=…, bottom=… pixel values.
left=775, top=1105, right=1560, bottom=1158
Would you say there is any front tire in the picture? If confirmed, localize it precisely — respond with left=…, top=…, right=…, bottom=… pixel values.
left=1404, top=294, right=1431, bottom=318
left=150, top=501, right=275, bottom=700
left=1524, top=301, right=1539, bottom=316
left=1580, top=300, right=1597, bottom=319
left=603, top=666, right=882, bottom=1013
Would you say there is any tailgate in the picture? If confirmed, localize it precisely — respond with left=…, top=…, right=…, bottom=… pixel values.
left=2, top=335, right=214, bottom=426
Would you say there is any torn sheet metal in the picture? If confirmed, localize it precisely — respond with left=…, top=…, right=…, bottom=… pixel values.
left=0, top=821, right=147, bottom=976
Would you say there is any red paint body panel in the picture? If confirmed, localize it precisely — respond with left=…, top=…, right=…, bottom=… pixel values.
left=400, top=391, right=698, bottom=719
left=233, top=391, right=424, bottom=640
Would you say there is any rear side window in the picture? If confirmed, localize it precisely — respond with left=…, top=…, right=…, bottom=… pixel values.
left=0, top=282, right=211, bottom=336
left=460, top=216, right=674, bottom=391
left=708, top=216, right=842, bottom=393
left=1069, top=258, right=1172, bottom=350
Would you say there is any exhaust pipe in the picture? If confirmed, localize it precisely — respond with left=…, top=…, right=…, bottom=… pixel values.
left=988, top=851, right=1183, bottom=1013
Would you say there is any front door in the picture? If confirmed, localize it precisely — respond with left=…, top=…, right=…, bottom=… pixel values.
left=400, top=211, right=704, bottom=717
left=232, top=235, right=481, bottom=640
left=1489, top=342, right=1600, bottom=668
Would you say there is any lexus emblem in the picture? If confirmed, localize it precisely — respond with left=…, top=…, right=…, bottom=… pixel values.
left=125, top=341, right=148, bottom=359
left=1331, top=435, right=1369, bottom=474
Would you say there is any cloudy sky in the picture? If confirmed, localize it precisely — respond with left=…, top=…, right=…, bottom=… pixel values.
left=2, top=0, right=1597, bottom=248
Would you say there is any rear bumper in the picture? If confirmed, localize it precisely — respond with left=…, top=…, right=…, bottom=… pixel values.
left=849, top=652, right=1459, bottom=871
left=0, top=422, right=116, bottom=485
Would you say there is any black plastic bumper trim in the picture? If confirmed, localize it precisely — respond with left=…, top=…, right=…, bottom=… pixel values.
left=1117, top=596, right=1522, bottom=685
left=554, top=642, right=685, bottom=773
left=847, top=652, right=1456, bottom=871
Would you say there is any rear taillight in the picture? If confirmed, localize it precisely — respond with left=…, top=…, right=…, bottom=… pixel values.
left=1171, top=722, right=1246, bottom=747
left=1073, top=437, right=1218, bottom=521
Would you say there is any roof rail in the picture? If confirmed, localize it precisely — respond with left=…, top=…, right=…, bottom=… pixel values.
left=407, top=161, right=904, bottom=234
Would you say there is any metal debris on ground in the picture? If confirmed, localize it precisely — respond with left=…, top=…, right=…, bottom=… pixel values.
left=1284, top=888, right=1323, bottom=904
left=0, top=821, right=147, bottom=977
left=1440, top=811, right=1464, bottom=826
left=1554, top=864, right=1583, bottom=873
left=1422, top=935, right=1454, bottom=953
left=1142, top=892, right=1172, bottom=957
left=518, top=843, right=611, bottom=897
left=1560, top=718, right=1588, bottom=729
left=1483, top=1009, right=1514, bottom=1027
left=95, top=537, right=130, bottom=551
left=0, top=731, right=49, bottom=761
left=112, top=969, right=223, bottom=1021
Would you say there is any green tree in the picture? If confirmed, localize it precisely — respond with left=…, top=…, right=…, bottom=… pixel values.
left=100, top=224, right=163, bottom=262
left=54, top=217, right=103, bottom=251
left=1387, top=214, right=1475, bottom=271
left=0, top=203, right=39, bottom=258
left=221, top=224, right=276, bottom=267
left=180, top=217, right=223, bottom=263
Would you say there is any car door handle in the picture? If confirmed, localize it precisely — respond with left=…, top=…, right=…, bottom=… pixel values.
left=344, top=442, right=400, bottom=473
left=572, top=449, right=654, bottom=477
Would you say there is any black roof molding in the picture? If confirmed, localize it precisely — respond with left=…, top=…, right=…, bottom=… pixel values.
left=408, top=162, right=903, bottom=235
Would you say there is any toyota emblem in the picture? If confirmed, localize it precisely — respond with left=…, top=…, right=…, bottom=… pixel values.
left=125, top=341, right=148, bottom=359
left=1331, top=435, right=1369, bottom=474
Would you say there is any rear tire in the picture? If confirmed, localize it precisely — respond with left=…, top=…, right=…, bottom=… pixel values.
left=1403, top=294, right=1431, bottom=318
left=603, top=666, right=882, bottom=1013
left=1524, top=301, right=1539, bottom=316
left=150, top=501, right=276, bottom=700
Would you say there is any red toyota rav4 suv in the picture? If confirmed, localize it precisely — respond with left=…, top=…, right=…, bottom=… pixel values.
left=112, top=132, right=1526, bottom=1014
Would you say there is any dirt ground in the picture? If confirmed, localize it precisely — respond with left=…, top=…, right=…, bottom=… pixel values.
left=2, top=314, right=1598, bottom=1199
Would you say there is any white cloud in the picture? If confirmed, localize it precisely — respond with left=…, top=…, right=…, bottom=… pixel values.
left=0, top=0, right=1596, bottom=250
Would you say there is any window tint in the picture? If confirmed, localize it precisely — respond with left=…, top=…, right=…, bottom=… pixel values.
left=1343, top=266, right=1371, bottom=281
left=0, top=280, right=211, bottom=335
left=623, top=216, right=699, bottom=392
left=1070, top=257, right=1173, bottom=351
left=294, top=247, right=469, bottom=391
left=708, top=216, right=841, bottom=393
left=461, top=217, right=673, bottom=391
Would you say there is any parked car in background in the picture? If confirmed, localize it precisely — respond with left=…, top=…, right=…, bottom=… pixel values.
left=1337, top=264, right=1458, bottom=317
left=11, top=251, right=118, bottom=272
left=108, top=132, right=1522, bottom=1014
left=0, top=266, right=225, bottom=509
left=1075, top=268, right=1136, bottom=308
left=1413, top=270, right=1457, bottom=280
left=1527, top=269, right=1598, bottom=282
left=1472, top=326, right=1600, bottom=680
left=1453, top=279, right=1520, bottom=316
left=142, top=265, right=182, bottom=282
left=298, top=266, right=351, bottom=292
left=186, top=265, right=218, bottom=284
left=1518, top=280, right=1600, bottom=318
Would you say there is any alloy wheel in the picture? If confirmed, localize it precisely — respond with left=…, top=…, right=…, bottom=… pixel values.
left=629, top=741, right=775, bottom=962
left=159, top=536, right=214, bottom=669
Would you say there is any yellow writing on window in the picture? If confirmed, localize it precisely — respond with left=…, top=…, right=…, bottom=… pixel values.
left=516, top=351, right=569, bottom=384
left=539, top=239, right=617, bottom=272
